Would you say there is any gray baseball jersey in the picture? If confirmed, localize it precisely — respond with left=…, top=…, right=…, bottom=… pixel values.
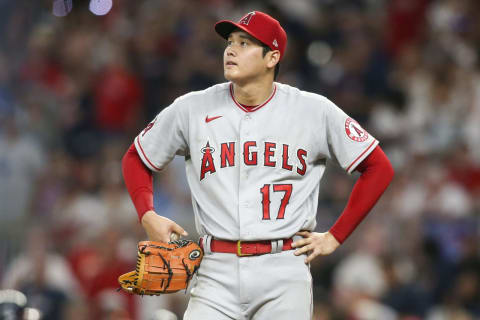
left=134, top=82, right=378, bottom=241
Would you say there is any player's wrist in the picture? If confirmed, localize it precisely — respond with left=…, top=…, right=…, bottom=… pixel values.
left=141, top=210, right=157, bottom=226
left=326, top=231, right=341, bottom=247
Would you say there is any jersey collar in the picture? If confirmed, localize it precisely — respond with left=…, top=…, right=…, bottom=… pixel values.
left=229, top=83, right=277, bottom=113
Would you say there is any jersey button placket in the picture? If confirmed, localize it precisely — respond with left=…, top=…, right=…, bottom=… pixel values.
left=243, top=114, right=251, bottom=135
left=238, top=113, right=253, bottom=240
left=243, top=115, right=252, bottom=178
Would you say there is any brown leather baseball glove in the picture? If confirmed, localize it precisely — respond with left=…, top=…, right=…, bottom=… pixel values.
left=118, top=240, right=203, bottom=295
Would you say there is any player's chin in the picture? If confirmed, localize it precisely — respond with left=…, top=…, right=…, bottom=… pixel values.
left=224, top=69, right=240, bottom=82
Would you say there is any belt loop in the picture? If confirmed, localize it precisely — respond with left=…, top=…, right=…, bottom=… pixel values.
left=276, top=239, right=284, bottom=253
left=270, top=240, right=278, bottom=254
left=270, top=239, right=283, bottom=254
left=202, top=235, right=213, bottom=255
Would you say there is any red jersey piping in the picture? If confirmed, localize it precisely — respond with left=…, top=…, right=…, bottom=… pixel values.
left=346, top=140, right=377, bottom=173
left=135, top=136, right=162, bottom=171
left=229, top=83, right=277, bottom=113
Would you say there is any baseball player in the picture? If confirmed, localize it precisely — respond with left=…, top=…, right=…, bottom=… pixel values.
left=122, top=11, right=394, bottom=320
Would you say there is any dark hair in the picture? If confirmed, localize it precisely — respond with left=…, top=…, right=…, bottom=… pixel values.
left=262, top=45, right=280, bottom=80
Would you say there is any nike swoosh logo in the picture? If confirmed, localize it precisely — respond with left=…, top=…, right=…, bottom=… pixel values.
left=205, top=115, right=222, bottom=123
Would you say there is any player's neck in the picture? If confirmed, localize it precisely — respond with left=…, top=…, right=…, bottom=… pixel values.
left=232, top=79, right=275, bottom=106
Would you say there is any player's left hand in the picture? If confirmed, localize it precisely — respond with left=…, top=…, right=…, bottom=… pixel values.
left=292, top=231, right=340, bottom=263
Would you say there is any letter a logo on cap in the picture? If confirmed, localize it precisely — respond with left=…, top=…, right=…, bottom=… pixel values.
left=239, top=11, right=255, bottom=25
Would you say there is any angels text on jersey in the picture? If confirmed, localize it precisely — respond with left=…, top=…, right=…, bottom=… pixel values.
left=199, top=140, right=307, bottom=181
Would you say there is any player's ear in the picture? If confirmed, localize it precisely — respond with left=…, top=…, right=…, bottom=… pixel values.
left=266, top=50, right=280, bottom=69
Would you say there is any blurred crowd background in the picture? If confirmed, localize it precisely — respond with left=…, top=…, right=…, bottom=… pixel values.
left=0, top=0, right=479, bottom=319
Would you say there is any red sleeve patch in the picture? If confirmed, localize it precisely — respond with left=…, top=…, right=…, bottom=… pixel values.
left=345, top=117, right=368, bottom=142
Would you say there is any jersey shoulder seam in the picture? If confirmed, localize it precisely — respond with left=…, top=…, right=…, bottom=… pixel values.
left=176, top=82, right=230, bottom=103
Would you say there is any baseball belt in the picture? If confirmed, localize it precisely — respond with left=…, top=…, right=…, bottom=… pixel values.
left=200, top=237, right=294, bottom=256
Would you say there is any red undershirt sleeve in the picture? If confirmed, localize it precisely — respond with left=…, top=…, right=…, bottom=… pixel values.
left=328, top=145, right=394, bottom=244
left=122, top=143, right=155, bottom=222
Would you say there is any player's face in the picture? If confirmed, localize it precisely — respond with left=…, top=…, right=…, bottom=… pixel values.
left=223, top=31, right=272, bottom=83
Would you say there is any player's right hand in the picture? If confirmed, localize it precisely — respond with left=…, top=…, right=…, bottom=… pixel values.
left=141, top=210, right=188, bottom=243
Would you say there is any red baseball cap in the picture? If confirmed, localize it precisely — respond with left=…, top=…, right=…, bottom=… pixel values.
left=215, top=11, right=287, bottom=60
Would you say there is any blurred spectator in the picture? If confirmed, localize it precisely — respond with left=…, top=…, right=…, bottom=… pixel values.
left=332, top=224, right=395, bottom=319
left=0, top=115, right=44, bottom=223
left=94, top=47, right=143, bottom=133
left=49, top=158, right=109, bottom=248
left=67, top=228, right=136, bottom=319
left=1, top=226, right=81, bottom=319
left=386, top=0, right=430, bottom=57
left=0, top=113, right=45, bottom=271
left=381, top=254, right=431, bottom=318
left=0, top=53, right=15, bottom=120
left=0, top=289, right=28, bottom=320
